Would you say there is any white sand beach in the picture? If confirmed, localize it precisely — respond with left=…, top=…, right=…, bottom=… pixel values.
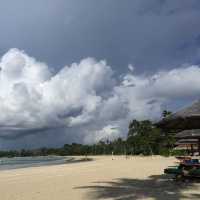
left=0, top=156, right=200, bottom=200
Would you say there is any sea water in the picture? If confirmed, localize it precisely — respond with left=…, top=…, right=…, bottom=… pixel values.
left=0, top=156, right=68, bottom=170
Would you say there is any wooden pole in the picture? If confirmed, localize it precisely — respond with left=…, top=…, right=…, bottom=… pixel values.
left=191, top=144, right=194, bottom=156
left=198, top=138, right=200, bottom=156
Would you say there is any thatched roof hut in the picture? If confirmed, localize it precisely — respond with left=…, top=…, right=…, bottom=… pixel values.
left=175, top=138, right=199, bottom=145
left=174, top=145, right=198, bottom=151
left=156, top=100, right=200, bottom=131
left=175, top=129, right=200, bottom=139
left=174, top=130, right=200, bottom=155
left=173, top=130, right=200, bottom=155
left=174, top=138, right=199, bottom=154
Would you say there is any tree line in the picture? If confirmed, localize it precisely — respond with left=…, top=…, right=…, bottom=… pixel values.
left=0, top=111, right=186, bottom=158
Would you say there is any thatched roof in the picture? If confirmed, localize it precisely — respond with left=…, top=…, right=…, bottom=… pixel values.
left=175, top=138, right=199, bottom=145
left=171, top=100, right=200, bottom=118
left=175, top=129, right=200, bottom=139
left=174, top=138, right=198, bottom=151
left=156, top=100, right=200, bottom=130
left=174, top=145, right=198, bottom=150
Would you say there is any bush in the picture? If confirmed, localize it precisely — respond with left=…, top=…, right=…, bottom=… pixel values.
left=159, top=148, right=171, bottom=157
left=170, top=149, right=188, bottom=156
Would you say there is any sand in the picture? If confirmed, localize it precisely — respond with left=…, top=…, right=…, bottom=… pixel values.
left=0, top=156, right=200, bottom=200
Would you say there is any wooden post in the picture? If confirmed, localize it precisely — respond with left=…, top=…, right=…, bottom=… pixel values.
left=191, top=144, right=194, bottom=156
left=198, top=138, right=200, bottom=156
left=187, top=145, right=189, bottom=155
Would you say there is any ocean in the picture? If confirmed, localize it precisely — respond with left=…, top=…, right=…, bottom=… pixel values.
left=0, top=156, right=68, bottom=170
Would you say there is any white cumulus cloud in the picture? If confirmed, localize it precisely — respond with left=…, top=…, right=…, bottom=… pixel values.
left=0, top=49, right=200, bottom=145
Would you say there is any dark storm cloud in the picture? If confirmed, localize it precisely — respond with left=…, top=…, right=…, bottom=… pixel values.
left=0, top=127, right=52, bottom=140
left=0, top=0, right=200, bottom=73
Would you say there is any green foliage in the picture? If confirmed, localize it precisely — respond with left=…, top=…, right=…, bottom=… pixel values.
left=170, top=149, right=188, bottom=156
left=159, top=148, right=171, bottom=157
left=127, top=119, right=169, bottom=155
left=0, top=115, right=182, bottom=158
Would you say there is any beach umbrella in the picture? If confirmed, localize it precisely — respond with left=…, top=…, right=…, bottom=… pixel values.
left=156, top=100, right=200, bottom=131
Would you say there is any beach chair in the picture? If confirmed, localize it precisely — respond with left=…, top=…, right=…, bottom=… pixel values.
left=164, top=158, right=200, bottom=181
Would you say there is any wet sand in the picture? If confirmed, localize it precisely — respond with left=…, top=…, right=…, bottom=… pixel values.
left=0, top=156, right=200, bottom=200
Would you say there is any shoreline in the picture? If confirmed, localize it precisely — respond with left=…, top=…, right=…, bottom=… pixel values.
left=0, top=156, right=94, bottom=171
left=0, top=155, right=172, bottom=171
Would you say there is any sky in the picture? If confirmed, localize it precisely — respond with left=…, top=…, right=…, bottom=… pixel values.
left=1, top=0, right=200, bottom=149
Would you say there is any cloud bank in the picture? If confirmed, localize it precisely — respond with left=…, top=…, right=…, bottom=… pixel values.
left=0, top=49, right=200, bottom=147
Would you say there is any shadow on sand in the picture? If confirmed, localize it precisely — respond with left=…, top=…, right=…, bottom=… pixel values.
left=75, top=174, right=200, bottom=200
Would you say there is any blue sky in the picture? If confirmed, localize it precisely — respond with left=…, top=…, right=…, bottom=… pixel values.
left=0, top=0, right=200, bottom=149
